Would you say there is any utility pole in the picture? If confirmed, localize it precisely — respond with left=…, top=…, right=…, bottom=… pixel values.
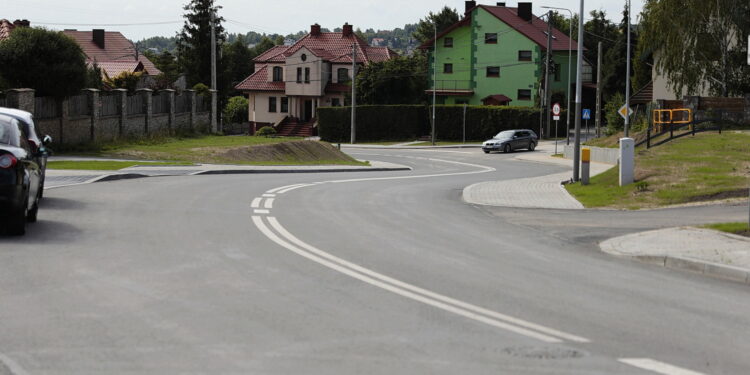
left=595, top=41, right=602, bottom=138
left=544, top=10, right=554, bottom=139
left=573, top=0, right=584, bottom=182
left=209, top=8, right=217, bottom=133
left=431, top=21, right=437, bottom=146
left=351, top=44, right=357, bottom=144
left=624, top=0, right=631, bottom=137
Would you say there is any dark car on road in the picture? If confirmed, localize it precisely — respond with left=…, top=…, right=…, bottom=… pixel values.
left=0, top=107, right=52, bottom=197
left=0, top=114, right=42, bottom=235
left=482, top=129, right=538, bottom=153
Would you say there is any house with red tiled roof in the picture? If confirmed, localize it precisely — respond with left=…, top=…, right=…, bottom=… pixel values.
left=61, top=29, right=161, bottom=77
left=419, top=1, right=593, bottom=108
left=0, top=19, right=29, bottom=41
left=235, top=23, right=396, bottom=135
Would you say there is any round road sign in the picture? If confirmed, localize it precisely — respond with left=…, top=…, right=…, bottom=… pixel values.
left=552, top=103, right=561, bottom=115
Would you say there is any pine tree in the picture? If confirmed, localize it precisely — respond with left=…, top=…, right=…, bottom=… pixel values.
left=412, top=7, right=460, bottom=45
left=176, top=0, right=225, bottom=88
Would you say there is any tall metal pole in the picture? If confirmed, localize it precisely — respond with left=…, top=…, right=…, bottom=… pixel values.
left=210, top=9, right=216, bottom=91
left=462, top=103, right=467, bottom=144
left=351, top=44, right=357, bottom=144
left=432, top=22, right=437, bottom=145
left=544, top=11, right=553, bottom=139
left=573, top=0, right=584, bottom=182
left=541, top=6, right=573, bottom=144
left=624, top=0, right=631, bottom=137
left=595, top=41, right=602, bottom=138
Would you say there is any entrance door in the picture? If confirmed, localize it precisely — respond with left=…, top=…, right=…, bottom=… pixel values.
left=303, top=100, right=313, bottom=122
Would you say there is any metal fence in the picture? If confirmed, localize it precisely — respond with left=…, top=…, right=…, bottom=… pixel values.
left=68, top=94, right=91, bottom=116
left=175, top=94, right=190, bottom=113
left=34, top=97, right=60, bottom=119
left=127, top=94, right=144, bottom=115
left=101, top=94, right=119, bottom=117
left=153, top=93, right=169, bottom=114
left=0, top=95, right=6, bottom=108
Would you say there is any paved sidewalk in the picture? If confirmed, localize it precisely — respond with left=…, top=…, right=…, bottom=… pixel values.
left=462, top=141, right=613, bottom=209
left=601, top=227, right=750, bottom=284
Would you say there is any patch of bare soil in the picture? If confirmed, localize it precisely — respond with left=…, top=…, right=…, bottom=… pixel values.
left=210, top=141, right=359, bottom=164
left=687, top=188, right=749, bottom=203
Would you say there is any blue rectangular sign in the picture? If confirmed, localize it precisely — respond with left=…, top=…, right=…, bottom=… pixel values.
left=582, top=109, right=591, bottom=120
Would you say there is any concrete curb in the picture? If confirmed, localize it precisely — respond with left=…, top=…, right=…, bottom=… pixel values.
left=194, top=167, right=411, bottom=175
left=610, top=253, right=750, bottom=285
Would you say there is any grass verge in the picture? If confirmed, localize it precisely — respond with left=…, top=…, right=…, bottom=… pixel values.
left=408, top=141, right=483, bottom=146
left=47, top=160, right=192, bottom=170
left=702, top=222, right=750, bottom=238
left=565, top=132, right=750, bottom=209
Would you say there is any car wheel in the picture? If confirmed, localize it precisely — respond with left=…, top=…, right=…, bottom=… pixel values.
left=504, top=144, right=512, bottom=153
left=39, top=181, right=44, bottom=199
left=27, top=200, right=38, bottom=223
left=483, top=150, right=490, bottom=154
left=8, top=201, right=28, bottom=236
left=528, top=142, right=536, bottom=151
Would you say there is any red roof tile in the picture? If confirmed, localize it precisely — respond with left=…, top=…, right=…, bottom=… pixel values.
left=482, top=94, right=513, bottom=103
left=95, top=61, right=144, bottom=78
left=0, top=19, right=14, bottom=41
left=254, top=32, right=395, bottom=64
left=62, top=30, right=161, bottom=75
left=420, top=6, right=580, bottom=52
left=254, top=45, right=289, bottom=63
left=234, top=65, right=285, bottom=91
left=325, top=82, right=351, bottom=93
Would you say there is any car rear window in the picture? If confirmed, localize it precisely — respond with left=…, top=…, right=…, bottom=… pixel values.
left=0, top=118, right=21, bottom=147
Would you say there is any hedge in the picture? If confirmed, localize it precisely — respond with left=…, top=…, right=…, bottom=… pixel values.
left=318, top=105, right=569, bottom=142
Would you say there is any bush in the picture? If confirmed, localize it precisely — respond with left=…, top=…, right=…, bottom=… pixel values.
left=604, top=93, right=625, bottom=135
left=256, top=126, right=276, bottom=137
left=317, top=105, right=554, bottom=142
left=223, top=96, right=248, bottom=124
left=193, top=83, right=210, bottom=97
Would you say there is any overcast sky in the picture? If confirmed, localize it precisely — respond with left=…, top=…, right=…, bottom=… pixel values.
left=6, top=0, right=644, bottom=41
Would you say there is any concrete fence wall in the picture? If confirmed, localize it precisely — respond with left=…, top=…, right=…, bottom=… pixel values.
left=1, top=88, right=218, bottom=146
left=563, top=144, right=619, bottom=165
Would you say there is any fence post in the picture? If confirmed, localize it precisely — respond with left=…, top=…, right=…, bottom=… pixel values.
left=85, top=89, right=100, bottom=142
left=210, top=89, right=218, bottom=133
left=744, top=94, right=750, bottom=124
left=138, top=88, right=153, bottom=134
left=6, top=88, right=35, bottom=114
left=60, top=97, right=69, bottom=145
left=163, top=89, right=175, bottom=135
left=186, top=90, right=196, bottom=132
left=114, top=89, right=127, bottom=138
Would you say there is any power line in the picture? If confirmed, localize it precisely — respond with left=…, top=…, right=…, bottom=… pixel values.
left=34, top=20, right=182, bottom=27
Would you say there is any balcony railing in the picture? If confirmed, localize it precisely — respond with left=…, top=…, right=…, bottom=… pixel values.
left=430, top=80, right=473, bottom=91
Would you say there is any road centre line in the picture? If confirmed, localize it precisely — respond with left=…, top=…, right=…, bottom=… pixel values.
left=251, top=197, right=262, bottom=208
left=264, top=198, right=274, bottom=209
left=276, top=183, right=316, bottom=194
left=252, top=215, right=564, bottom=343
left=254, top=209, right=270, bottom=214
left=262, top=193, right=276, bottom=198
left=618, top=358, right=706, bottom=375
left=267, top=183, right=307, bottom=194
left=266, top=216, right=589, bottom=343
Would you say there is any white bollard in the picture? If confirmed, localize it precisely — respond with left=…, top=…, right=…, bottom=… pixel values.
left=619, top=137, right=634, bottom=186
left=581, top=147, right=590, bottom=185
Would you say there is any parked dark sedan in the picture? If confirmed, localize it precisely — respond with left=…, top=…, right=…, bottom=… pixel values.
left=0, top=114, right=42, bottom=235
left=482, top=129, right=538, bottom=153
left=0, top=107, right=51, bottom=197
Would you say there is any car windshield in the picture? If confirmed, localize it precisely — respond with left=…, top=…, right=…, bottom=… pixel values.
left=494, top=130, right=515, bottom=139
left=0, top=118, right=21, bottom=147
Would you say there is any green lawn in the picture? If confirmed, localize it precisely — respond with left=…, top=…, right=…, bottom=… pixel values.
left=566, top=132, right=750, bottom=209
left=47, top=160, right=192, bottom=170
left=702, top=222, right=750, bottom=237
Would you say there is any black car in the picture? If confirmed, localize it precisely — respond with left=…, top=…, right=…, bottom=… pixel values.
left=0, top=114, right=42, bottom=235
left=0, top=107, right=52, bottom=197
left=482, top=129, right=538, bottom=153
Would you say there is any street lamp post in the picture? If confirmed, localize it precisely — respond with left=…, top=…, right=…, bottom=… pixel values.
left=432, top=21, right=437, bottom=146
left=573, top=0, right=584, bottom=182
left=541, top=6, right=573, bottom=145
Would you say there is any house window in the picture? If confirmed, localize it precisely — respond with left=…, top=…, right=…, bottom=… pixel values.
left=272, top=66, right=283, bottom=82
left=554, top=64, right=561, bottom=82
left=486, top=66, right=499, bottom=77
left=337, top=68, right=349, bottom=83
left=443, top=63, right=453, bottom=74
left=280, top=97, right=288, bottom=113
left=269, top=96, right=277, bottom=112
left=304, top=67, right=310, bottom=83
left=485, top=33, right=497, bottom=44
left=332, top=98, right=341, bottom=106
left=296, top=68, right=302, bottom=83
left=518, top=89, right=531, bottom=101
left=518, top=50, right=532, bottom=61
left=444, top=37, right=453, bottom=47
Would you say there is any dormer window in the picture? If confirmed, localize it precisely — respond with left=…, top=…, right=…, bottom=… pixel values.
left=272, top=66, right=283, bottom=82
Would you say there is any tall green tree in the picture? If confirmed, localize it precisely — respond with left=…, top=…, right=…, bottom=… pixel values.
left=252, top=37, right=276, bottom=58
left=356, top=55, right=428, bottom=105
left=639, top=0, right=750, bottom=97
left=0, top=27, right=87, bottom=97
left=413, top=6, right=460, bottom=44
left=222, top=34, right=253, bottom=93
left=176, top=0, right=225, bottom=88
left=600, top=6, right=633, bottom=101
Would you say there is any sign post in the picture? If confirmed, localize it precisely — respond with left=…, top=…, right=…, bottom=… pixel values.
left=552, top=103, right=561, bottom=154
left=583, top=109, right=591, bottom=140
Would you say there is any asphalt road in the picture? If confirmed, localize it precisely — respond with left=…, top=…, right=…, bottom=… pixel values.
left=0, top=147, right=747, bottom=374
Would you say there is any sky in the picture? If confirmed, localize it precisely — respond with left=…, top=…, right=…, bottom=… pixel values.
left=5, top=0, right=644, bottom=42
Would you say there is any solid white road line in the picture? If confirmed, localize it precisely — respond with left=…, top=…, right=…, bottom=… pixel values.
left=276, top=184, right=315, bottom=194
left=264, top=198, right=274, bottom=209
left=267, top=216, right=589, bottom=343
left=262, top=193, right=276, bottom=198
left=252, top=216, right=564, bottom=343
left=0, top=352, right=30, bottom=375
left=267, top=184, right=307, bottom=194
left=618, top=358, right=706, bottom=375
left=251, top=197, right=262, bottom=208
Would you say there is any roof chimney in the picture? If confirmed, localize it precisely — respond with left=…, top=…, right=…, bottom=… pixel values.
left=342, top=23, right=353, bottom=37
left=92, top=29, right=105, bottom=49
left=465, top=1, right=477, bottom=15
left=518, top=3, right=532, bottom=22
left=496, top=2, right=506, bottom=6
left=310, top=23, right=321, bottom=36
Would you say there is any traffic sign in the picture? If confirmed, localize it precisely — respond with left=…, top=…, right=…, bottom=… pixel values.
left=582, top=109, right=591, bottom=120
left=618, top=104, right=633, bottom=120
left=552, top=103, right=561, bottom=115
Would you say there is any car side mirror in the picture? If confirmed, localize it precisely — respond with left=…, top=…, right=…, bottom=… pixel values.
left=42, top=135, right=52, bottom=145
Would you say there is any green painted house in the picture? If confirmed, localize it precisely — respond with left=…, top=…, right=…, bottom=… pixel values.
left=420, top=1, right=592, bottom=107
